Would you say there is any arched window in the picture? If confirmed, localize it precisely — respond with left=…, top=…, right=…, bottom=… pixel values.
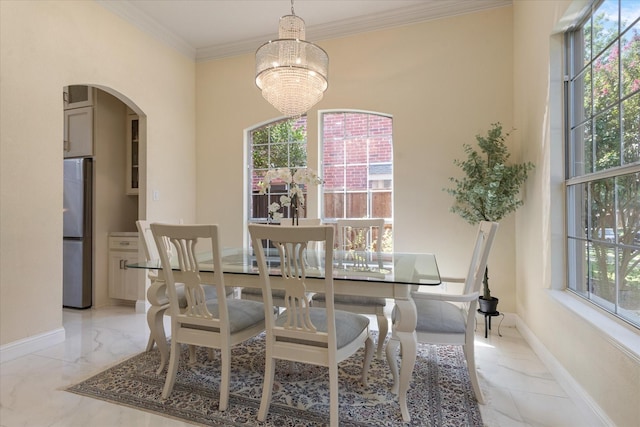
left=320, top=111, right=393, bottom=250
left=247, top=116, right=308, bottom=222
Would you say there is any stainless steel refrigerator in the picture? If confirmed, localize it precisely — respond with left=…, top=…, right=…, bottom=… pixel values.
left=63, top=158, right=93, bottom=308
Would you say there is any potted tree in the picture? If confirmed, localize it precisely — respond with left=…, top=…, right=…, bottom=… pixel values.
left=445, top=123, right=534, bottom=314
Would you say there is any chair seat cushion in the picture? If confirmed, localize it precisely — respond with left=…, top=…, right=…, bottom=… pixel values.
left=241, top=287, right=286, bottom=297
left=176, top=284, right=221, bottom=309
left=276, top=307, right=369, bottom=349
left=411, top=298, right=466, bottom=334
left=202, top=298, right=265, bottom=334
left=312, top=292, right=386, bottom=307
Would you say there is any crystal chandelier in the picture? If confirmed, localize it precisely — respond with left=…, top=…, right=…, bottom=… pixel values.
left=255, top=0, right=329, bottom=118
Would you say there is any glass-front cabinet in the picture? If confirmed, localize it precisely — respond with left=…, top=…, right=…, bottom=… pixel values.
left=63, top=85, right=94, bottom=110
left=126, top=113, right=139, bottom=195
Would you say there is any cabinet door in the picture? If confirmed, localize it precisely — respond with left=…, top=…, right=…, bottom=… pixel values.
left=126, top=115, right=139, bottom=195
left=122, top=253, right=140, bottom=301
left=108, top=252, right=126, bottom=299
left=63, top=85, right=94, bottom=110
left=64, top=107, right=93, bottom=158
left=108, top=251, right=140, bottom=301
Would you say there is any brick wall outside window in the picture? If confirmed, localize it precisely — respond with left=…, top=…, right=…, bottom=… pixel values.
left=322, top=112, right=393, bottom=219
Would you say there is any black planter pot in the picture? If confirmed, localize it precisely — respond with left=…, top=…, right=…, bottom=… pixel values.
left=478, top=296, right=499, bottom=314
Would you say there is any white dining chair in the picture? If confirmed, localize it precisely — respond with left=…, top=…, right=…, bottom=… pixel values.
left=138, top=219, right=177, bottom=371
left=241, top=218, right=322, bottom=308
left=279, top=218, right=322, bottom=226
left=312, top=218, right=389, bottom=357
left=249, top=223, right=374, bottom=426
left=151, top=223, right=266, bottom=411
left=386, top=220, right=498, bottom=404
left=137, top=220, right=220, bottom=374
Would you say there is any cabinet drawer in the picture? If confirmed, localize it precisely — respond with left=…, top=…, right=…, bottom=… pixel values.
left=109, top=237, right=138, bottom=251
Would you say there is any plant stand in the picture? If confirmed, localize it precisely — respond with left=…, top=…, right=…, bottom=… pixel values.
left=477, top=309, right=504, bottom=338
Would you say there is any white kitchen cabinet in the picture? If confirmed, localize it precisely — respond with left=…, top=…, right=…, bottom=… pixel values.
left=63, top=85, right=94, bottom=110
left=108, top=234, right=141, bottom=301
left=126, top=114, right=139, bottom=195
left=64, top=106, right=93, bottom=158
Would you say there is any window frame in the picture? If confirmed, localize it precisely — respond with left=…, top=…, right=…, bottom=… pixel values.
left=245, top=116, right=309, bottom=225
left=319, top=110, right=394, bottom=250
left=564, top=0, right=640, bottom=329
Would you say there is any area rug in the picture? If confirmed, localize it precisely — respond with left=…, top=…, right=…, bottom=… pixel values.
left=66, top=333, right=483, bottom=426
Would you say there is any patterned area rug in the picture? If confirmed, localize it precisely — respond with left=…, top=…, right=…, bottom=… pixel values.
left=66, top=333, right=483, bottom=426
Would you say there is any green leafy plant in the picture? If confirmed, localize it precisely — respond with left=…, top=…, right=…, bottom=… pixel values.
left=445, top=123, right=534, bottom=300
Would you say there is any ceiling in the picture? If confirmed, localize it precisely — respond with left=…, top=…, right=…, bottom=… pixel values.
left=96, top=0, right=511, bottom=61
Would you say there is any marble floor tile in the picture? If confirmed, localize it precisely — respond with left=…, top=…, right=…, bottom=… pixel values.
left=0, top=306, right=604, bottom=427
left=474, top=327, right=606, bottom=427
left=511, top=389, right=604, bottom=427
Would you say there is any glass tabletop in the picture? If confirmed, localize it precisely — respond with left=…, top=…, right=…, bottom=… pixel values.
left=128, top=247, right=441, bottom=286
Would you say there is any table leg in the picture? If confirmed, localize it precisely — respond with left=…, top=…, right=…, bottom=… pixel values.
left=385, top=336, right=400, bottom=393
left=146, top=280, right=170, bottom=374
left=386, top=296, right=417, bottom=423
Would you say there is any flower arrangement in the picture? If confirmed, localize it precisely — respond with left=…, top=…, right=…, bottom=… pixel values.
left=258, top=167, right=323, bottom=224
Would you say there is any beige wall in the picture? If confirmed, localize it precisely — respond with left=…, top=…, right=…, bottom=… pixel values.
left=513, top=1, right=639, bottom=425
left=0, top=0, right=196, bottom=345
left=93, top=90, right=139, bottom=308
left=196, top=6, right=520, bottom=309
left=2, top=1, right=637, bottom=423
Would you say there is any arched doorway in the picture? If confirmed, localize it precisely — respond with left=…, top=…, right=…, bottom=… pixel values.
left=62, top=84, right=147, bottom=310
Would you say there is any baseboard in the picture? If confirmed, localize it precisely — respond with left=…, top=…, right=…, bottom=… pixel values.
left=515, top=315, right=615, bottom=426
left=0, top=327, right=66, bottom=364
left=135, top=299, right=149, bottom=314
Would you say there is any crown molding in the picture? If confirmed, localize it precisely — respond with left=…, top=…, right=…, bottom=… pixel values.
left=96, top=0, right=196, bottom=60
left=308, top=0, right=510, bottom=42
left=198, top=0, right=510, bottom=61
left=96, top=0, right=510, bottom=63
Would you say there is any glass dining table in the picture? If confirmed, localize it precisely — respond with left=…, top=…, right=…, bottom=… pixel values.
left=128, top=247, right=441, bottom=422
